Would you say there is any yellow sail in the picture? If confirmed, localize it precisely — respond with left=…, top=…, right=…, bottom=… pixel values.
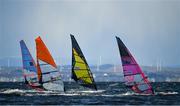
left=71, top=34, right=97, bottom=90
left=73, top=48, right=93, bottom=84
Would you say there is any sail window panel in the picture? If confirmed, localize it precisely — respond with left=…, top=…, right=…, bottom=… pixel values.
left=125, top=81, right=134, bottom=86
left=133, top=74, right=143, bottom=83
left=74, top=70, right=93, bottom=84
left=74, top=55, right=84, bottom=63
left=123, top=66, right=140, bottom=76
left=42, top=73, right=60, bottom=82
left=39, top=60, right=56, bottom=73
left=49, top=71, right=61, bottom=79
left=41, top=72, right=60, bottom=82
left=24, top=70, right=38, bottom=83
left=123, top=70, right=133, bottom=76
left=124, top=75, right=134, bottom=83
left=40, top=64, right=56, bottom=73
left=27, top=67, right=36, bottom=72
left=137, top=83, right=150, bottom=91
left=74, top=62, right=87, bottom=70
left=24, top=71, right=37, bottom=77
left=23, top=69, right=33, bottom=75
left=124, top=74, right=145, bottom=84
left=42, top=74, right=51, bottom=82
left=39, top=60, right=61, bottom=82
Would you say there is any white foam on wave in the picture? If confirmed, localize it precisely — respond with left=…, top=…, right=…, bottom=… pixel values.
left=100, top=92, right=135, bottom=97
left=27, top=89, right=106, bottom=96
left=157, top=91, right=178, bottom=95
left=33, top=93, right=80, bottom=96
left=122, top=92, right=135, bottom=96
left=0, top=88, right=91, bottom=96
left=109, top=83, right=119, bottom=87
left=76, top=90, right=105, bottom=93
left=1, top=89, right=25, bottom=94
left=101, top=91, right=179, bottom=97
left=0, top=89, right=52, bottom=95
left=1, top=89, right=177, bottom=97
left=65, top=89, right=105, bottom=95
left=0, top=88, right=81, bottom=96
left=121, top=91, right=179, bottom=96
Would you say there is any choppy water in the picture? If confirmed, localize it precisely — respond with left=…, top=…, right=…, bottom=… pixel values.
left=0, top=82, right=179, bottom=105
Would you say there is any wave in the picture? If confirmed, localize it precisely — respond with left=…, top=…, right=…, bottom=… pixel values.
left=101, top=91, right=179, bottom=97
left=1, top=89, right=26, bottom=94
left=0, top=89, right=98, bottom=96
left=120, top=91, right=178, bottom=96
left=75, top=90, right=105, bottom=93
left=121, top=91, right=179, bottom=96
left=109, top=83, right=119, bottom=87
left=0, top=88, right=178, bottom=97
left=156, top=91, right=178, bottom=95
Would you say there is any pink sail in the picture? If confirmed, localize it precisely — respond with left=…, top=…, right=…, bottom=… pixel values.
left=116, top=36, right=154, bottom=94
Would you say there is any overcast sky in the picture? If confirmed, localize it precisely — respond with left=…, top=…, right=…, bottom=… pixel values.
left=0, top=0, right=180, bottom=66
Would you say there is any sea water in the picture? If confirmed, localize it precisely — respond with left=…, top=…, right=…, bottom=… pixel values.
left=0, top=82, right=179, bottom=105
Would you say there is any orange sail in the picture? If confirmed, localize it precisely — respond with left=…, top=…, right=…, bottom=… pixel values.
left=35, top=36, right=57, bottom=68
left=35, top=36, right=57, bottom=81
left=35, top=36, right=64, bottom=91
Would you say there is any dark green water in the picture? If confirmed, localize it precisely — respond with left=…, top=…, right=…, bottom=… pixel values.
left=0, top=82, right=179, bottom=105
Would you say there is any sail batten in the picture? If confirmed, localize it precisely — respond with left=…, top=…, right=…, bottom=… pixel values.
left=70, top=34, right=97, bottom=90
left=116, top=36, right=154, bottom=94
